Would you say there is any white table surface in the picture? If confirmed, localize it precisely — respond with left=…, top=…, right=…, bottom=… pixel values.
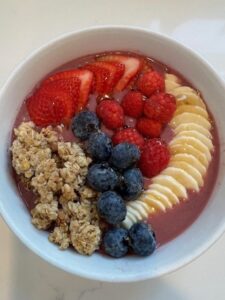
left=1, top=1, right=225, bottom=299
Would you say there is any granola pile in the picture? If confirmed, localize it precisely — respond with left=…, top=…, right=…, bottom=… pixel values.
left=11, top=122, right=101, bottom=255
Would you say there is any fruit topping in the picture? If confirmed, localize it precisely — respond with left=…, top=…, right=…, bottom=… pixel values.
left=96, top=99, right=124, bottom=130
left=27, top=89, right=74, bottom=126
left=112, top=128, right=145, bottom=150
left=42, top=69, right=93, bottom=112
left=97, top=55, right=142, bottom=91
left=110, top=142, right=140, bottom=170
left=136, top=117, right=162, bottom=138
left=87, top=163, right=119, bottom=192
left=139, top=139, right=170, bottom=177
left=144, top=92, right=176, bottom=124
left=72, top=111, right=99, bottom=140
left=137, top=70, right=164, bottom=97
left=121, top=91, right=144, bottom=118
left=84, top=61, right=124, bottom=94
left=97, top=191, right=127, bottom=224
left=103, top=228, right=129, bottom=258
left=87, top=132, right=113, bottom=161
left=118, top=168, right=144, bottom=200
left=128, top=222, right=156, bottom=256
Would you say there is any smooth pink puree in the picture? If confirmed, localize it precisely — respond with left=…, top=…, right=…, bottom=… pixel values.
left=11, top=51, right=220, bottom=247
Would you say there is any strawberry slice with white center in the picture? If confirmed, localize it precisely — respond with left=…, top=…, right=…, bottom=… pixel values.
left=42, top=69, right=93, bottom=113
left=84, top=61, right=124, bottom=94
left=97, top=55, right=142, bottom=91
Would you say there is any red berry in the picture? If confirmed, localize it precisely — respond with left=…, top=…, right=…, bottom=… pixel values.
left=27, top=89, right=74, bottom=127
left=112, top=128, right=145, bottom=150
left=137, top=70, right=164, bottom=97
left=97, top=55, right=142, bottom=91
left=42, top=69, right=93, bottom=113
left=85, top=61, right=124, bottom=94
left=136, top=118, right=162, bottom=138
left=121, top=91, right=144, bottom=118
left=139, top=139, right=170, bottom=178
left=96, top=99, right=124, bottom=129
left=144, top=92, right=176, bottom=123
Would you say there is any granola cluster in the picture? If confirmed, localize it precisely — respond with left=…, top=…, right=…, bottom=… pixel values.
left=11, top=122, right=101, bottom=255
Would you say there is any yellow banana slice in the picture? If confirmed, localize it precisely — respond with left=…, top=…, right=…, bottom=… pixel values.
left=152, top=174, right=187, bottom=199
left=171, top=153, right=207, bottom=176
left=169, top=143, right=209, bottom=167
left=128, top=201, right=151, bottom=218
left=165, top=74, right=180, bottom=83
left=150, top=183, right=180, bottom=204
left=170, top=112, right=211, bottom=130
left=139, top=193, right=167, bottom=212
left=176, top=131, right=213, bottom=150
left=171, top=86, right=198, bottom=95
left=145, top=190, right=173, bottom=208
left=174, top=105, right=209, bottom=119
left=170, top=136, right=212, bottom=161
left=162, top=167, right=199, bottom=192
left=165, top=79, right=181, bottom=92
left=169, top=160, right=203, bottom=187
left=174, top=123, right=212, bottom=139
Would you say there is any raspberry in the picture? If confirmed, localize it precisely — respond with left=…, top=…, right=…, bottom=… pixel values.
left=137, top=70, right=164, bottom=97
left=96, top=99, right=124, bottom=130
left=121, top=91, right=144, bottom=118
left=136, top=118, right=162, bottom=138
left=139, top=139, right=170, bottom=177
left=144, top=92, right=176, bottom=124
left=112, top=128, right=145, bottom=150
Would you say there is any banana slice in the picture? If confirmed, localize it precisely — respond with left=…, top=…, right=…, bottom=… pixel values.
left=152, top=174, right=187, bottom=199
left=139, top=193, right=167, bottom=212
left=169, top=160, right=203, bottom=187
left=128, top=201, right=151, bottom=218
left=126, top=206, right=143, bottom=221
left=165, top=79, right=181, bottom=92
left=122, top=216, right=133, bottom=229
left=169, top=143, right=209, bottom=167
left=162, top=167, right=199, bottom=191
left=174, top=105, right=209, bottom=119
left=126, top=212, right=137, bottom=224
left=171, top=153, right=207, bottom=176
left=165, top=74, right=180, bottom=83
left=171, top=86, right=198, bottom=95
left=150, top=183, right=180, bottom=204
left=174, top=123, right=212, bottom=139
left=170, top=136, right=212, bottom=161
left=171, top=92, right=205, bottom=108
left=176, top=131, right=213, bottom=150
left=170, top=113, right=211, bottom=130
left=145, top=190, right=173, bottom=208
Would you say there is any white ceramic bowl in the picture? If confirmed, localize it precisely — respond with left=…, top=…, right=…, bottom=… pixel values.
left=0, top=26, right=225, bottom=282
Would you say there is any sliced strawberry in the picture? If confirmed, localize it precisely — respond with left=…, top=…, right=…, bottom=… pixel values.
left=43, top=69, right=93, bottom=112
left=41, top=76, right=80, bottom=113
left=97, top=55, right=142, bottom=91
left=27, top=88, right=74, bottom=127
left=84, top=61, right=124, bottom=94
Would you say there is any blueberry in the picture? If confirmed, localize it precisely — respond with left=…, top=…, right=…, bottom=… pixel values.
left=110, top=143, right=140, bottom=170
left=119, top=168, right=144, bottom=200
left=87, top=132, right=112, bottom=161
left=97, top=191, right=127, bottom=224
left=103, top=228, right=129, bottom=258
left=87, top=163, right=119, bottom=192
left=129, top=222, right=156, bottom=256
left=72, top=111, right=99, bottom=140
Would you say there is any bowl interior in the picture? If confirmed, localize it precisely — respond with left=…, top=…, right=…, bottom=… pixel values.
left=0, top=27, right=225, bottom=282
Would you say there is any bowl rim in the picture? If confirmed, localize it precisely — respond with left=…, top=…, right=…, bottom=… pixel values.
left=1, top=25, right=225, bottom=282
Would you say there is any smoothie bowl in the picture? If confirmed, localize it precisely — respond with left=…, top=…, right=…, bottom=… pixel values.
left=0, top=26, right=225, bottom=282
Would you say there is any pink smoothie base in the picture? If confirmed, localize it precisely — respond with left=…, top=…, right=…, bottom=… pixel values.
left=11, top=51, right=220, bottom=247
